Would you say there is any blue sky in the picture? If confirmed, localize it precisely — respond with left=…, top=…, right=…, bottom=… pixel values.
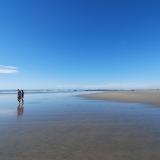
left=0, top=0, right=160, bottom=89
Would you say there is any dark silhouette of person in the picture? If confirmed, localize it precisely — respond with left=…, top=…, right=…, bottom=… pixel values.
left=17, top=89, right=22, bottom=103
left=21, top=90, right=24, bottom=103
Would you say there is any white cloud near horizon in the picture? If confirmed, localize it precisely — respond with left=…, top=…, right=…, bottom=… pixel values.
left=56, top=85, right=78, bottom=88
left=0, top=65, right=18, bottom=73
left=55, top=83, right=160, bottom=90
left=83, top=83, right=160, bottom=89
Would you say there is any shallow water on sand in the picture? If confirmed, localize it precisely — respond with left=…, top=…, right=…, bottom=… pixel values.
left=0, top=92, right=160, bottom=160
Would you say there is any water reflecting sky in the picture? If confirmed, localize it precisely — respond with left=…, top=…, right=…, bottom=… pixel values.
left=0, top=92, right=160, bottom=160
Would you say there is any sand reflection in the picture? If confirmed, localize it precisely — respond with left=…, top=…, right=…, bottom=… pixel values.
left=17, top=103, right=24, bottom=117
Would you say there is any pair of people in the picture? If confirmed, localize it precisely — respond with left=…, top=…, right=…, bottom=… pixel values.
left=17, top=89, right=24, bottom=103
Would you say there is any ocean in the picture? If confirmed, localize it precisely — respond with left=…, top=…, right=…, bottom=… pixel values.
left=0, top=89, right=84, bottom=94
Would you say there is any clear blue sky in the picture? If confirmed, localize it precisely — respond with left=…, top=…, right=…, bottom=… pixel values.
left=0, top=0, right=160, bottom=89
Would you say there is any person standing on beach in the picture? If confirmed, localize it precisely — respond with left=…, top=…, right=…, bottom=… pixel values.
left=21, top=90, right=24, bottom=103
left=17, top=89, right=22, bottom=103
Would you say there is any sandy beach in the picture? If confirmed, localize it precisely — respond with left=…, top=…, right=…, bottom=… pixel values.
left=81, top=90, right=160, bottom=107
left=1, top=92, right=160, bottom=159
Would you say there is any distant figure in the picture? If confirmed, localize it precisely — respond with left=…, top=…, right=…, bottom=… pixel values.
left=21, top=90, right=24, bottom=103
left=17, top=89, right=22, bottom=103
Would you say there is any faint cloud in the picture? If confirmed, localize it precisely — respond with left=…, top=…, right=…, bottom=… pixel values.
left=56, top=84, right=78, bottom=89
left=83, top=83, right=160, bottom=90
left=0, top=65, right=18, bottom=73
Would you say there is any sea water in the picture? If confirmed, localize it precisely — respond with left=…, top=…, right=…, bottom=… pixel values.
left=0, top=91, right=160, bottom=160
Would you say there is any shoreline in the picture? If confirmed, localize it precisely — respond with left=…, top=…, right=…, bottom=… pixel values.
left=80, top=90, right=160, bottom=107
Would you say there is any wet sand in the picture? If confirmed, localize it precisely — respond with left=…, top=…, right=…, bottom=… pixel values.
left=1, top=92, right=160, bottom=159
left=81, top=90, right=160, bottom=107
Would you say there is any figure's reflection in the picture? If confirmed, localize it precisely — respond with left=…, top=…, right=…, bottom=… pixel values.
left=17, top=103, right=24, bottom=117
